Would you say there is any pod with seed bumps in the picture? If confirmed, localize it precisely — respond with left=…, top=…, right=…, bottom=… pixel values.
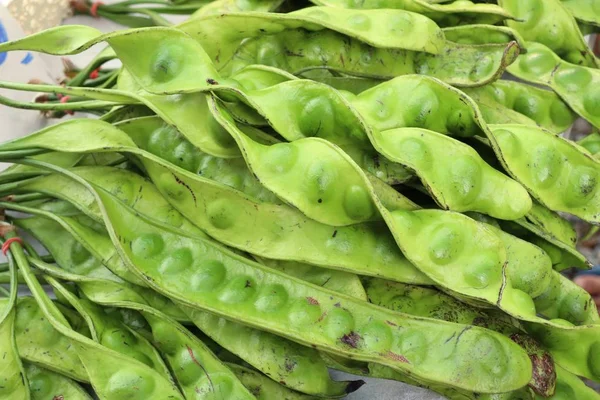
left=487, top=123, right=600, bottom=224
left=25, top=364, right=91, bottom=400
left=508, top=42, right=600, bottom=130
left=84, top=182, right=532, bottom=393
left=464, top=80, right=577, bottom=134
left=499, top=0, right=598, bottom=67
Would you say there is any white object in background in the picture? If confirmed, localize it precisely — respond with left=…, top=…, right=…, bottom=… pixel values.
left=0, top=5, right=65, bottom=170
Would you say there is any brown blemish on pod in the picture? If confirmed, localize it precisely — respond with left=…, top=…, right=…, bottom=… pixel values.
left=340, top=331, right=361, bottom=348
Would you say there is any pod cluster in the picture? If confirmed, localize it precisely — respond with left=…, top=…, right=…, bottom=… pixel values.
left=0, top=1, right=599, bottom=400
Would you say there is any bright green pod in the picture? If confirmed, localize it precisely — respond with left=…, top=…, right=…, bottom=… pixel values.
left=226, top=29, right=519, bottom=87
left=192, top=0, right=284, bottom=17
left=507, top=42, right=600, bottom=130
left=26, top=363, right=91, bottom=400
left=0, top=119, right=430, bottom=285
left=10, top=238, right=185, bottom=400
left=0, top=261, right=29, bottom=400
left=115, top=115, right=282, bottom=204
left=13, top=297, right=88, bottom=382
left=540, top=364, right=600, bottom=400
left=371, top=127, right=532, bottom=220
left=186, top=309, right=361, bottom=397
left=3, top=166, right=205, bottom=235
left=309, top=0, right=514, bottom=26
left=499, top=0, right=598, bottom=67
left=139, top=306, right=256, bottom=400
left=226, top=364, right=317, bottom=400
left=255, top=257, right=367, bottom=301
left=180, top=7, right=446, bottom=71
left=49, top=282, right=175, bottom=384
left=86, top=185, right=533, bottom=393
left=443, top=24, right=526, bottom=47
left=464, top=80, right=577, bottom=133
left=364, top=279, right=554, bottom=398
left=579, top=131, right=600, bottom=155
left=487, top=123, right=600, bottom=224
left=15, top=216, right=122, bottom=282
left=560, top=0, right=600, bottom=27
left=0, top=152, right=82, bottom=183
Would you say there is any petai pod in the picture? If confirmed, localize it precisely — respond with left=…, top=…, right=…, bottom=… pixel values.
left=507, top=42, right=600, bottom=130
left=499, top=0, right=598, bottom=67
left=82, top=182, right=533, bottom=393
left=308, top=0, right=515, bottom=26
left=25, top=363, right=92, bottom=400
left=0, top=118, right=430, bottom=284
left=559, top=0, right=600, bottom=27
left=487, top=124, right=600, bottom=225
left=463, top=80, right=577, bottom=134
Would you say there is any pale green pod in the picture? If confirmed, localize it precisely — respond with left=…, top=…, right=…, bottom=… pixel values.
left=255, top=257, right=367, bottom=301
left=0, top=118, right=430, bottom=285
left=225, top=29, right=519, bottom=87
left=463, top=80, right=577, bottom=133
left=309, top=0, right=515, bottom=26
left=186, top=309, right=361, bottom=397
left=180, top=7, right=446, bottom=71
left=442, top=24, right=526, bottom=47
left=0, top=152, right=82, bottom=183
left=487, top=123, right=600, bottom=224
left=579, top=131, right=600, bottom=155
left=192, top=0, right=284, bottom=17
left=26, top=363, right=92, bottom=400
left=226, top=364, right=317, bottom=400
left=13, top=297, right=88, bottom=382
left=85, top=185, right=533, bottom=393
left=0, top=258, right=29, bottom=400
left=371, top=127, right=532, bottom=220
left=507, top=42, right=600, bottom=130
left=560, top=0, right=600, bottom=27
left=139, top=306, right=257, bottom=400
left=499, top=0, right=598, bottom=67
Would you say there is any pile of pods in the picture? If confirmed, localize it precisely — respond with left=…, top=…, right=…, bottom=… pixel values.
left=0, top=0, right=599, bottom=399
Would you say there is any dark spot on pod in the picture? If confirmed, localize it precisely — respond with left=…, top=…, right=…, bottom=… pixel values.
left=341, top=331, right=362, bottom=348
left=206, top=78, right=219, bottom=85
left=318, top=198, right=323, bottom=203
left=334, top=302, right=341, bottom=308
left=385, top=320, right=397, bottom=327
left=284, top=358, right=297, bottom=372
left=306, top=297, right=319, bottom=305
left=53, top=396, right=64, bottom=400
left=332, top=230, right=338, bottom=238
left=386, top=351, right=410, bottom=363
left=317, top=312, right=327, bottom=322
left=279, top=380, right=286, bottom=385
left=245, top=280, right=252, bottom=288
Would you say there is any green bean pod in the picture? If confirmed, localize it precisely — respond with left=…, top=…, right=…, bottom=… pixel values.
left=136, top=305, right=257, bottom=400
left=191, top=0, right=285, bottom=17
left=487, top=123, right=600, bottom=225
left=226, top=29, right=519, bottom=86
left=186, top=309, right=362, bottom=397
left=542, top=364, right=600, bottom=400
left=226, top=363, right=317, bottom=400
left=507, top=42, right=600, bottom=130
left=308, top=0, right=515, bottom=26
left=13, top=297, right=88, bottom=382
left=560, top=0, right=600, bottom=27
left=579, top=131, right=600, bottom=155
left=0, top=256, right=30, bottom=399
left=0, top=152, right=82, bottom=184
left=7, top=233, right=185, bottom=400
left=463, top=80, right=577, bottom=134
left=442, top=24, right=526, bottom=47
left=499, top=0, right=598, bottom=67
left=179, top=7, right=446, bottom=71
left=363, top=279, right=554, bottom=397
left=76, top=180, right=533, bottom=393
left=48, top=281, right=175, bottom=384
left=25, top=363, right=91, bottom=400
